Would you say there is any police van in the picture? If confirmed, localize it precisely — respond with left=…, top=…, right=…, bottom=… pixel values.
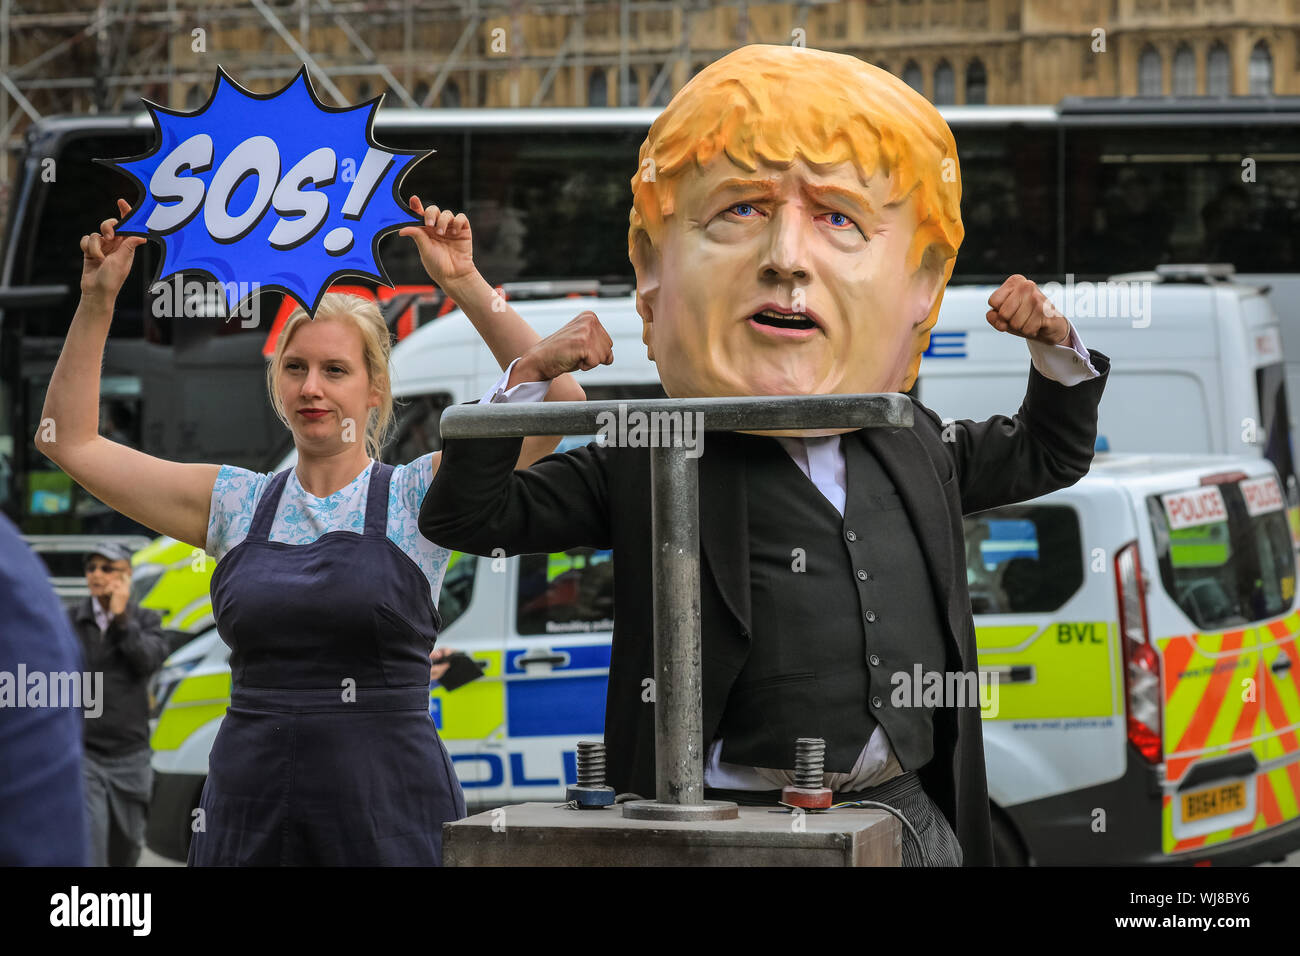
left=145, top=288, right=1300, bottom=865
left=975, top=454, right=1300, bottom=864
left=921, top=265, right=1300, bottom=543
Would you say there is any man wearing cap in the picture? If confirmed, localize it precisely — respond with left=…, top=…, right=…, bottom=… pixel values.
left=70, top=541, right=169, bottom=866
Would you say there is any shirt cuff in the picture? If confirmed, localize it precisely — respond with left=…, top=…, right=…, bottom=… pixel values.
left=1026, top=323, right=1100, bottom=387
left=479, top=357, right=552, bottom=405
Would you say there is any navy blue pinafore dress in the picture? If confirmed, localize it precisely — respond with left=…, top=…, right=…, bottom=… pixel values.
left=189, top=461, right=466, bottom=866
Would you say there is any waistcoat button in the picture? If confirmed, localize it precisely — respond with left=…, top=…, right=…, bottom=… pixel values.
left=865, top=609, right=877, bottom=623
left=856, top=569, right=868, bottom=581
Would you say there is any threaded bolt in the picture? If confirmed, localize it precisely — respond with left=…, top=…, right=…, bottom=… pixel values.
left=793, top=737, right=826, bottom=790
left=567, top=740, right=615, bottom=809
left=576, top=740, right=606, bottom=787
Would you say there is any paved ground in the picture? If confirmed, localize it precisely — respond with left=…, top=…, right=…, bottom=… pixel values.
left=139, top=846, right=183, bottom=867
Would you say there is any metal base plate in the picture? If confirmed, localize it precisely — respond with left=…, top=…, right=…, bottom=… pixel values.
left=443, top=802, right=901, bottom=866
left=620, top=799, right=739, bottom=821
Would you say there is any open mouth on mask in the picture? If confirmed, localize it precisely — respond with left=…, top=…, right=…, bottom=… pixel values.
left=748, top=307, right=821, bottom=336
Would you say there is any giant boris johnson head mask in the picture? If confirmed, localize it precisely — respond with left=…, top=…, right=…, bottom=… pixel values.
left=628, top=44, right=964, bottom=434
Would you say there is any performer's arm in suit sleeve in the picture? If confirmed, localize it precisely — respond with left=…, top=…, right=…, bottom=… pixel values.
left=915, top=321, right=1111, bottom=516
left=419, top=358, right=613, bottom=556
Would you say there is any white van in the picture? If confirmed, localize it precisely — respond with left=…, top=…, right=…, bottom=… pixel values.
left=146, top=289, right=1300, bottom=866
left=976, top=454, right=1300, bottom=864
left=920, top=267, right=1300, bottom=541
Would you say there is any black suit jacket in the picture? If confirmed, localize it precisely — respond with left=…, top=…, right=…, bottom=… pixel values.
left=421, top=349, right=1111, bottom=866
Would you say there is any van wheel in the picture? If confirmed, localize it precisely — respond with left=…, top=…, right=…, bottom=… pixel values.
left=991, top=806, right=1029, bottom=867
left=145, top=775, right=206, bottom=863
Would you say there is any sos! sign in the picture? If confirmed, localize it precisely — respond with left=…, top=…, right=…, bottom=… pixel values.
left=102, top=68, right=427, bottom=315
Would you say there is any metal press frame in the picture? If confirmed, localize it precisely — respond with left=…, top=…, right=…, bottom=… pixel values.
left=441, top=392, right=913, bottom=821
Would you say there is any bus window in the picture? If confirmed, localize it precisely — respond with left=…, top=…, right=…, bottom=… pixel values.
left=21, top=372, right=152, bottom=535
left=374, top=129, right=468, bottom=287
left=963, top=506, right=1085, bottom=614
left=465, top=130, right=645, bottom=282
left=1063, top=123, right=1300, bottom=276
left=20, top=132, right=155, bottom=339
left=373, top=124, right=645, bottom=286
left=950, top=125, right=1059, bottom=281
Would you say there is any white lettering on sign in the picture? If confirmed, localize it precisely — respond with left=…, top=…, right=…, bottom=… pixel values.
left=1162, top=486, right=1227, bottom=530
left=142, top=133, right=391, bottom=255
left=204, top=135, right=280, bottom=242
left=268, top=146, right=337, bottom=250
left=1241, top=475, right=1284, bottom=517
left=145, top=133, right=214, bottom=233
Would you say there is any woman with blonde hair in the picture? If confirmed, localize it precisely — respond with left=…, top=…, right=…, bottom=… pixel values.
left=37, top=194, right=609, bottom=866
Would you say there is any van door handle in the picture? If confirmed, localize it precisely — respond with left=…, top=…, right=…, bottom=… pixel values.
left=1273, top=657, right=1293, bottom=675
left=518, top=650, right=570, bottom=669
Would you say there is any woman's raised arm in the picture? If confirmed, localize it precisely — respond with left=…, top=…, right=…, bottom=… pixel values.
left=399, top=198, right=588, bottom=470
left=33, top=199, right=220, bottom=551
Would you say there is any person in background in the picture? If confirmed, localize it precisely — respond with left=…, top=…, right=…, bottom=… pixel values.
left=70, top=540, right=169, bottom=866
left=0, top=513, right=89, bottom=865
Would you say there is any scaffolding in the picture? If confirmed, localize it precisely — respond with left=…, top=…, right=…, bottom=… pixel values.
left=8, top=0, right=1289, bottom=232
left=0, top=0, right=843, bottom=208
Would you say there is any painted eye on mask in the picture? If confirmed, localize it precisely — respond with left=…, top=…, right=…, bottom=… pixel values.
left=817, top=211, right=870, bottom=241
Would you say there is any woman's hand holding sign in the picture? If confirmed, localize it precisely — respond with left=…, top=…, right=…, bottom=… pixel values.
left=80, top=198, right=147, bottom=306
left=38, top=198, right=220, bottom=554
left=395, top=199, right=590, bottom=471
left=399, top=196, right=476, bottom=291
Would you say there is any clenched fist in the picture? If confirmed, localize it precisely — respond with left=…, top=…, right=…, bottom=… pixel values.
left=508, top=311, right=614, bottom=386
left=986, top=274, right=1070, bottom=346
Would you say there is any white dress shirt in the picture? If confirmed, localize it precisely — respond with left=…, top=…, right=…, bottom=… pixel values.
left=482, top=325, right=1100, bottom=792
left=91, top=596, right=113, bottom=636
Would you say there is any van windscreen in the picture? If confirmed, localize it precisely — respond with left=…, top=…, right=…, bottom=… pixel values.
left=1147, top=476, right=1296, bottom=630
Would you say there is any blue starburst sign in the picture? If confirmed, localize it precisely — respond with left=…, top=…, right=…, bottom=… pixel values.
left=101, top=67, right=427, bottom=315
